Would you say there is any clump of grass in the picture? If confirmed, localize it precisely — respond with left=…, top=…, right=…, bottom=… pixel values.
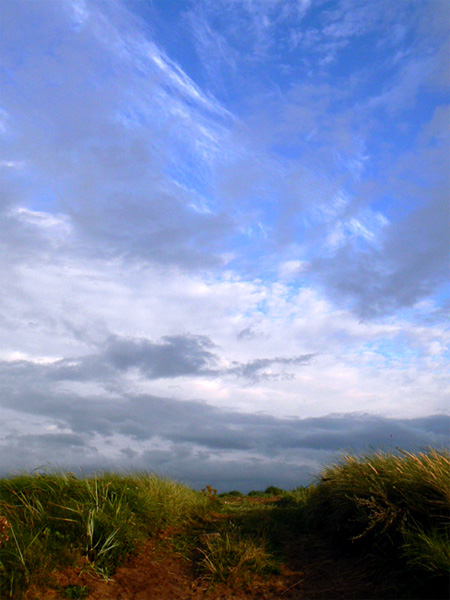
left=61, top=584, right=89, bottom=599
left=304, top=448, right=449, bottom=595
left=197, top=525, right=279, bottom=584
left=0, top=470, right=208, bottom=598
left=402, top=526, right=450, bottom=575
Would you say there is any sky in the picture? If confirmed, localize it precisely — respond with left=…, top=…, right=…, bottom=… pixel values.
left=0, top=0, right=449, bottom=492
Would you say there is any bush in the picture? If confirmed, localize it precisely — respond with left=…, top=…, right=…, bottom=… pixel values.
left=247, top=490, right=264, bottom=497
left=197, top=526, right=280, bottom=583
left=218, top=490, right=244, bottom=498
left=264, top=486, right=286, bottom=496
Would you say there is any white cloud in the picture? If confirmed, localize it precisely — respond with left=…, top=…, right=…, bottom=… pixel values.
left=1, top=207, right=448, bottom=422
left=0, top=160, right=24, bottom=169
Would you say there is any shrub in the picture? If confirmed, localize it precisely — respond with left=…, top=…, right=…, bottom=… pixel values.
left=264, top=486, right=286, bottom=496
left=247, top=490, right=264, bottom=497
left=226, top=490, right=244, bottom=497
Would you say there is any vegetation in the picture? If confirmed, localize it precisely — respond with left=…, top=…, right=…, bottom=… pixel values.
left=305, top=448, right=450, bottom=597
left=196, top=524, right=280, bottom=584
left=0, top=471, right=208, bottom=597
left=0, top=448, right=448, bottom=599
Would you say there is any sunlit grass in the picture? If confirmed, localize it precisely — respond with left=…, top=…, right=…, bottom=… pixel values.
left=0, top=470, right=208, bottom=597
left=197, top=526, right=279, bottom=584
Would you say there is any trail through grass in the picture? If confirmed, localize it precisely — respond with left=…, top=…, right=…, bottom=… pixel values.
left=0, top=449, right=448, bottom=599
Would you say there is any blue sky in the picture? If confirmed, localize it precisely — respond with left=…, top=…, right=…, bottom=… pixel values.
left=0, top=0, right=449, bottom=491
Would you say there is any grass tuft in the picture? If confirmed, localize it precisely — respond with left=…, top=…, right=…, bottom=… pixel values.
left=197, top=525, right=279, bottom=584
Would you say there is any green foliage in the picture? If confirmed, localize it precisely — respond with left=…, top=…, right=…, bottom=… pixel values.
left=0, top=470, right=208, bottom=598
left=402, top=526, right=450, bottom=575
left=197, top=525, right=280, bottom=583
left=218, top=490, right=244, bottom=498
left=62, top=584, right=89, bottom=599
left=275, top=485, right=314, bottom=506
left=264, top=486, right=286, bottom=496
left=304, top=448, right=450, bottom=594
left=246, top=487, right=290, bottom=497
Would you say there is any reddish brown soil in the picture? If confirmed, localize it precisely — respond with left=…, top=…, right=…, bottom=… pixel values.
left=24, top=532, right=394, bottom=600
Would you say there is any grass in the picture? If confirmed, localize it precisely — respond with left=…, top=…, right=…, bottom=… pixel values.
left=191, top=484, right=315, bottom=593
left=0, top=470, right=208, bottom=598
left=0, top=448, right=448, bottom=599
left=304, top=447, right=450, bottom=597
left=196, top=525, right=279, bottom=584
left=59, top=584, right=89, bottom=599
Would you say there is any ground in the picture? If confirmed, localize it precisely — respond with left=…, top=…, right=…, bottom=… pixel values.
left=24, top=534, right=395, bottom=600
left=22, top=497, right=405, bottom=600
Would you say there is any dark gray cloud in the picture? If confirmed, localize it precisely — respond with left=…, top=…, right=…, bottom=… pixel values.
left=13, top=432, right=87, bottom=449
left=1, top=367, right=448, bottom=490
left=226, top=354, right=315, bottom=379
left=0, top=335, right=315, bottom=385
left=314, top=194, right=450, bottom=318
left=0, top=334, right=217, bottom=384
left=104, top=334, right=217, bottom=377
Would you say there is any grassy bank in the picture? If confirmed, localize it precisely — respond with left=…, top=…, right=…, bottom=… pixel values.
left=0, top=448, right=448, bottom=599
left=0, top=471, right=208, bottom=597
left=305, top=448, right=450, bottom=597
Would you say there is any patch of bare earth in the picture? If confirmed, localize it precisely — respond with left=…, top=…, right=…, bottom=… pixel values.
left=24, top=531, right=394, bottom=600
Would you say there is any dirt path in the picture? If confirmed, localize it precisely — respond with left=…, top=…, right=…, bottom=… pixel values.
left=26, top=532, right=394, bottom=600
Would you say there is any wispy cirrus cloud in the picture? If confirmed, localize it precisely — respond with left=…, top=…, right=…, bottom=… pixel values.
left=0, top=0, right=237, bottom=269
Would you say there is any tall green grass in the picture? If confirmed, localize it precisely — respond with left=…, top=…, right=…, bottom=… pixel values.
left=0, top=471, right=208, bottom=598
left=304, top=448, right=450, bottom=595
left=1, top=449, right=448, bottom=598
